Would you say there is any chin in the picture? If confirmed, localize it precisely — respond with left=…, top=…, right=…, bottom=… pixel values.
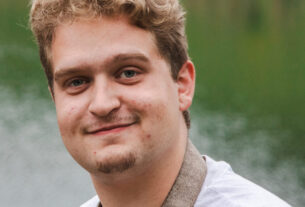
left=94, top=150, right=137, bottom=174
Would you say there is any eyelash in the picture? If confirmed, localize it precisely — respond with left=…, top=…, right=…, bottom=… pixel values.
left=62, top=66, right=143, bottom=94
left=63, top=77, right=90, bottom=95
left=65, top=78, right=89, bottom=87
left=118, top=69, right=138, bottom=78
left=115, top=67, right=142, bottom=82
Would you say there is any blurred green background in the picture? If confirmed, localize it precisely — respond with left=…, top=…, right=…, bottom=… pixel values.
left=185, top=0, right=305, bottom=161
left=0, top=0, right=304, bottom=206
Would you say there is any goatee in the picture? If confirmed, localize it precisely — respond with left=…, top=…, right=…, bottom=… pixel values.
left=96, top=152, right=136, bottom=174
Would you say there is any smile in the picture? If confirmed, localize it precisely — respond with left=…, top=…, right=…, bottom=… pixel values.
left=86, top=122, right=135, bottom=136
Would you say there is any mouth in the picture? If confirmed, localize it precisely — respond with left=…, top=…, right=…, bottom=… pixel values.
left=86, top=122, right=136, bottom=136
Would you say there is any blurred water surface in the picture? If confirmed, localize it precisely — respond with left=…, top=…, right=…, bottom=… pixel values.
left=0, top=0, right=304, bottom=206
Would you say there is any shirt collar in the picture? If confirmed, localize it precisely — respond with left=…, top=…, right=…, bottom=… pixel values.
left=161, top=139, right=207, bottom=206
left=98, top=140, right=206, bottom=207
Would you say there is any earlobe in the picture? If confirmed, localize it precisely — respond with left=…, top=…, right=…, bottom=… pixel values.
left=177, top=60, right=196, bottom=111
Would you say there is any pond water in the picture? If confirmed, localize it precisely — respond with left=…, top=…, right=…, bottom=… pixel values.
left=1, top=1, right=304, bottom=206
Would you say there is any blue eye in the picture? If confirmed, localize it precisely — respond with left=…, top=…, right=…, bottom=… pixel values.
left=70, top=79, right=86, bottom=87
left=116, top=68, right=142, bottom=84
left=64, top=77, right=90, bottom=94
left=121, top=70, right=136, bottom=78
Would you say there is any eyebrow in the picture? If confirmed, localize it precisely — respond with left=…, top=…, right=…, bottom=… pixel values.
left=54, top=53, right=150, bottom=82
left=113, top=53, right=149, bottom=63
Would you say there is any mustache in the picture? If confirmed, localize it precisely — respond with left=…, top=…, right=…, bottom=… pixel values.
left=81, top=113, right=140, bottom=133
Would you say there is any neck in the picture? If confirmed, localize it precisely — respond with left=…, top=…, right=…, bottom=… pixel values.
left=90, top=129, right=187, bottom=207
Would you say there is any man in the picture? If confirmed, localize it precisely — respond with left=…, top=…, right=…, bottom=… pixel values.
left=30, top=0, right=291, bottom=206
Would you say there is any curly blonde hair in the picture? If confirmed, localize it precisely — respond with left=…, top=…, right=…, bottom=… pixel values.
left=30, top=0, right=190, bottom=128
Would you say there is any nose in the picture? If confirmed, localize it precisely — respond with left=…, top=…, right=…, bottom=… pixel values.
left=88, top=78, right=120, bottom=117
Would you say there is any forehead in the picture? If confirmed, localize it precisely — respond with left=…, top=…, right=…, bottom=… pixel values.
left=51, top=16, right=163, bottom=73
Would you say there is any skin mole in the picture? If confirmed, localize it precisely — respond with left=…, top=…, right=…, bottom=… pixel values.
left=68, top=107, right=75, bottom=116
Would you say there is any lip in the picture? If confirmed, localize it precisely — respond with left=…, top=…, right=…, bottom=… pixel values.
left=86, top=122, right=135, bottom=136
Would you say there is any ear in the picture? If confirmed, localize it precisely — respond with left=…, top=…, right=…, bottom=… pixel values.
left=177, top=60, right=196, bottom=111
left=48, top=86, right=55, bottom=102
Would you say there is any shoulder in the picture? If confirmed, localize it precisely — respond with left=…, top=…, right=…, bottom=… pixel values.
left=80, top=195, right=100, bottom=207
left=194, top=156, right=291, bottom=207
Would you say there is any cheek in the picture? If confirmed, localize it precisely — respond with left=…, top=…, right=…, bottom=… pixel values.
left=55, top=99, right=84, bottom=137
left=129, top=99, right=152, bottom=108
left=129, top=97, right=166, bottom=122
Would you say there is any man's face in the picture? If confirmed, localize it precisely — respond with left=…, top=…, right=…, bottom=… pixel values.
left=51, top=16, right=191, bottom=174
